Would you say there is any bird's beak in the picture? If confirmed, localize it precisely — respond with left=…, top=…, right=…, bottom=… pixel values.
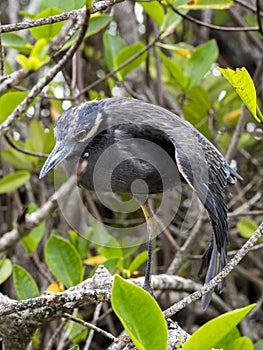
left=39, top=141, right=67, bottom=179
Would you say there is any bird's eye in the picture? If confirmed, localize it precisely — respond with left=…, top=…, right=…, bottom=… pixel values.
left=76, top=130, right=86, bottom=141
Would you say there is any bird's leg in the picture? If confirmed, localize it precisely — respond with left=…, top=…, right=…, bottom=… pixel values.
left=140, top=199, right=158, bottom=294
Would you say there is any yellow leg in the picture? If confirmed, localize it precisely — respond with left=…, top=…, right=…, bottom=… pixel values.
left=140, top=200, right=158, bottom=293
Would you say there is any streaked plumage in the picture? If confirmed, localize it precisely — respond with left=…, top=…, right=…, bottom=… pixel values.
left=40, top=97, right=242, bottom=308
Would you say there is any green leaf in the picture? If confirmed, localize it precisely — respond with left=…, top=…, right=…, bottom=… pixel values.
left=2, top=147, right=33, bottom=171
left=39, top=0, right=83, bottom=12
left=13, top=264, right=40, bottom=299
left=183, top=85, right=212, bottom=138
left=0, top=170, right=30, bottom=194
left=22, top=204, right=45, bottom=255
left=139, top=1, right=165, bottom=27
left=185, top=39, right=218, bottom=89
left=232, top=336, right=254, bottom=350
left=16, top=54, right=41, bottom=71
left=45, top=234, right=84, bottom=288
left=218, top=67, right=263, bottom=122
left=237, top=218, right=258, bottom=239
left=30, top=8, right=64, bottom=40
left=2, top=33, right=32, bottom=54
left=112, top=275, right=168, bottom=350
left=61, top=14, right=112, bottom=51
left=128, top=251, right=148, bottom=276
left=178, top=0, right=233, bottom=9
left=114, top=43, right=147, bottom=80
left=160, top=7, right=184, bottom=35
left=89, top=217, right=123, bottom=259
left=0, top=91, right=28, bottom=123
left=157, top=49, right=188, bottom=90
left=30, top=39, right=50, bottom=66
left=85, top=14, right=112, bottom=38
left=0, top=258, right=13, bottom=285
left=103, top=31, right=126, bottom=71
left=29, top=119, right=46, bottom=152
left=255, top=339, right=263, bottom=350
left=182, top=304, right=256, bottom=350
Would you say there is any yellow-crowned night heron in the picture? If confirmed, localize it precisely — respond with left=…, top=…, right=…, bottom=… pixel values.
left=40, top=97, right=242, bottom=308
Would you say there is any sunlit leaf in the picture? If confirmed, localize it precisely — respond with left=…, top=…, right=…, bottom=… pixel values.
left=0, top=258, right=12, bottom=285
left=139, top=1, right=164, bottom=27
left=237, top=218, right=258, bottom=239
left=182, top=304, right=256, bottom=350
left=218, top=67, right=263, bottom=122
left=0, top=91, right=28, bottom=123
left=112, top=275, right=168, bottom=350
left=30, top=8, right=64, bottom=40
left=0, top=170, right=30, bottom=194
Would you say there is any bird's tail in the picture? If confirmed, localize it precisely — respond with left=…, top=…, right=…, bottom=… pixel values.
left=197, top=183, right=228, bottom=309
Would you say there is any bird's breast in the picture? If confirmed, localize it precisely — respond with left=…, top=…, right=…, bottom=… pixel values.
left=76, top=126, right=180, bottom=194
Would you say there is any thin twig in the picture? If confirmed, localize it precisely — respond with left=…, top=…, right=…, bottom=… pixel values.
left=0, top=5, right=91, bottom=136
left=163, top=220, right=263, bottom=317
left=76, top=33, right=162, bottom=99
left=234, top=0, right=263, bottom=17
left=63, top=312, right=118, bottom=343
left=168, top=3, right=259, bottom=32
left=225, top=107, right=246, bottom=163
left=4, top=134, right=48, bottom=158
left=256, top=0, right=263, bottom=34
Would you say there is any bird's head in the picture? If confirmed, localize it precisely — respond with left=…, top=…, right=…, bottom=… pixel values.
left=39, top=100, right=106, bottom=179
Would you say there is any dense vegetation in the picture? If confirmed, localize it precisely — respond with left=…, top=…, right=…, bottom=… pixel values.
left=0, top=0, right=262, bottom=349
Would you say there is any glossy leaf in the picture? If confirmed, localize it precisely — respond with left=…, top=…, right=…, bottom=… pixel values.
left=232, top=336, right=254, bottom=350
left=103, top=31, right=126, bottom=71
left=139, top=1, right=164, bottom=27
left=112, top=275, right=168, bottom=350
left=0, top=91, right=28, bottom=123
left=237, top=218, right=258, bottom=239
left=185, top=40, right=218, bottom=89
left=85, top=14, right=112, bottom=38
left=114, top=42, right=147, bottom=80
left=45, top=234, right=84, bottom=288
left=0, top=258, right=13, bottom=285
left=0, top=170, right=30, bottom=194
left=13, top=264, right=40, bottom=300
left=218, top=67, right=263, bottom=122
left=30, top=8, right=64, bottom=40
left=2, top=33, right=32, bottom=54
left=182, top=304, right=256, bottom=350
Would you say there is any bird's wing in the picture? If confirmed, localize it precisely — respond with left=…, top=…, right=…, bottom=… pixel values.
left=167, top=125, right=230, bottom=308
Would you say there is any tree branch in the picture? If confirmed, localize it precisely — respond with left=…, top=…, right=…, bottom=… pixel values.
left=0, top=176, right=76, bottom=251
left=0, top=5, right=91, bottom=136
left=163, top=220, right=263, bottom=318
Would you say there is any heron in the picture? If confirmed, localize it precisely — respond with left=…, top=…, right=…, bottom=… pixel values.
left=39, top=97, right=242, bottom=308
